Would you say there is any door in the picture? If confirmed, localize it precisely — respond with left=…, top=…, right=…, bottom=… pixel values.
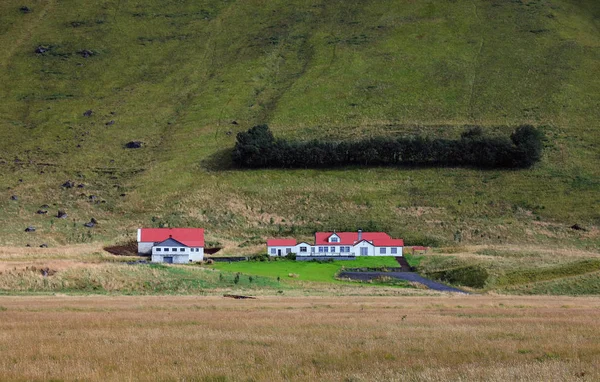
left=163, top=256, right=173, bottom=264
left=277, top=249, right=282, bottom=257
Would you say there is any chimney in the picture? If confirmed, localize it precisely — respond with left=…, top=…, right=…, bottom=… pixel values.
left=169, top=234, right=172, bottom=238
left=358, top=229, right=362, bottom=241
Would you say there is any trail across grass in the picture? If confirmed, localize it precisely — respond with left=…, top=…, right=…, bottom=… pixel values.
left=211, top=257, right=399, bottom=283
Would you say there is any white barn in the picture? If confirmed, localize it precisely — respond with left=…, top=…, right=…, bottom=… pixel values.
left=267, top=230, right=404, bottom=260
left=137, top=228, right=205, bottom=263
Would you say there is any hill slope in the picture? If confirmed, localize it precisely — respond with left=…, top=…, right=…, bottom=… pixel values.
left=0, top=0, right=598, bottom=251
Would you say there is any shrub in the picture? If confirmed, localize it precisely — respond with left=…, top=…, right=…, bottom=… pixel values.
left=285, top=252, right=296, bottom=261
left=425, top=265, right=489, bottom=288
left=232, top=125, right=543, bottom=169
left=309, top=258, right=334, bottom=263
left=402, top=233, right=443, bottom=248
left=249, top=253, right=270, bottom=262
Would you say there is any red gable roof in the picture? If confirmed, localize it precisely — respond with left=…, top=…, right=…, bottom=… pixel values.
left=139, top=228, right=204, bottom=247
left=267, top=239, right=297, bottom=246
left=315, top=232, right=404, bottom=247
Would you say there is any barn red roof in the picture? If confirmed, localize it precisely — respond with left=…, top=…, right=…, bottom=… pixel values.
left=139, top=228, right=204, bottom=247
left=266, top=239, right=297, bottom=246
left=315, top=232, right=404, bottom=247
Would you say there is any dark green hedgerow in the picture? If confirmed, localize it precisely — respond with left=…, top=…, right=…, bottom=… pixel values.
left=232, top=125, right=543, bottom=169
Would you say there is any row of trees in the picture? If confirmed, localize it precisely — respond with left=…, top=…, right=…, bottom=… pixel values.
left=232, top=125, right=543, bottom=169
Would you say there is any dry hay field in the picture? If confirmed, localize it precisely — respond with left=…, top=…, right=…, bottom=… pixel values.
left=0, top=295, right=599, bottom=381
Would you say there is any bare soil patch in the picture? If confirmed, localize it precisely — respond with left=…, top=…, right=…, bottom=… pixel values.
left=103, top=241, right=139, bottom=256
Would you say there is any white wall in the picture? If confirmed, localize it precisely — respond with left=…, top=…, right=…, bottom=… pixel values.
left=189, top=247, right=204, bottom=262
left=268, top=246, right=296, bottom=257
left=327, top=234, right=340, bottom=243
left=151, top=254, right=189, bottom=264
left=151, top=247, right=204, bottom=262
left=354, top=241, right=375, bottom=256
left=138, top=242, right=154, bottom=255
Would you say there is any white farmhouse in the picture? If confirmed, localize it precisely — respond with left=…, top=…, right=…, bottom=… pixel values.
left=137, top=228, right=205, bottom=263
left=267, top=230, right=404, bottom=260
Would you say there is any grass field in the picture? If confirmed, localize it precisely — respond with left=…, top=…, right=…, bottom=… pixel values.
left=0, top=0, right=597, bottom=252
left=413, top=244, right=600, bottom=294
left=212, top=256, right=400, bottom=283
left=0, top=295, right=599, bottom=381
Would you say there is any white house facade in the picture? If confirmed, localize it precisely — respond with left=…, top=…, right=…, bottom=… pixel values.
left=137, top=228, right=205, bottom=263
left=267, top=230, right=403, bottom=260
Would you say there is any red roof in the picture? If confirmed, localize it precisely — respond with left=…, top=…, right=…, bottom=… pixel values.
left=139, top=228, right=204, bottom=247
left=315, top=232, right=404, bottom=247
left=267, top=239, right=297, bottom=246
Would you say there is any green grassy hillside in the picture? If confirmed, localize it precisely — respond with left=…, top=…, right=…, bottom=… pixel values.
left=0, top=0, right=598, bottom=251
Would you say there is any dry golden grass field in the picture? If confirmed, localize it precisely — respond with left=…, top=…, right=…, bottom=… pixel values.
left=1, top=295, right=599, bottom=381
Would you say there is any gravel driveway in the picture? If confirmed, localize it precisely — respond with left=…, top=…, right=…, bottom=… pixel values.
left=338, top=271, right=469, bottom=293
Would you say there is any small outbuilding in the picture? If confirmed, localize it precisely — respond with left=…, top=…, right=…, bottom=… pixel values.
left=137, top=228, right=204, bottom=263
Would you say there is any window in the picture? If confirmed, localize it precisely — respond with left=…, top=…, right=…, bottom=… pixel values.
left=311, top=247, right=315, bottom=253
left=318, top=247, right=324, bottom=253
left=331, top=246, right=335, bottom=252
left=341, top=246, right=350, bottom=253
left=156, top=248, right=162, bottom=252
left=380, top=248, right=386, bottom=254
left=391, top=248, right=397, bottom=254
left=324, top=247, right=329, bottom=253
left=286, top=248, right=291, bottom=254
left=300, top=247, right=307, bottom=253
left=164, top=248, right=169, bottom=252
left=360, top=247, right=368, bottom=256
left=270, top=248, right=276, bottom=254
left=180, top=248, right=185, bottom=252
left=331, top=237, right=339, bottom=243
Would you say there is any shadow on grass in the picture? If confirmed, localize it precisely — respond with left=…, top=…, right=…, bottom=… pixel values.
left=200, top=146, right=531, bottom=174
left=200, top=148, right=235, bottom=171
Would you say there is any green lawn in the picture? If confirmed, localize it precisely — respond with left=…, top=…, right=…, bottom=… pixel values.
left=211, top=257, right=400, bottom=283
